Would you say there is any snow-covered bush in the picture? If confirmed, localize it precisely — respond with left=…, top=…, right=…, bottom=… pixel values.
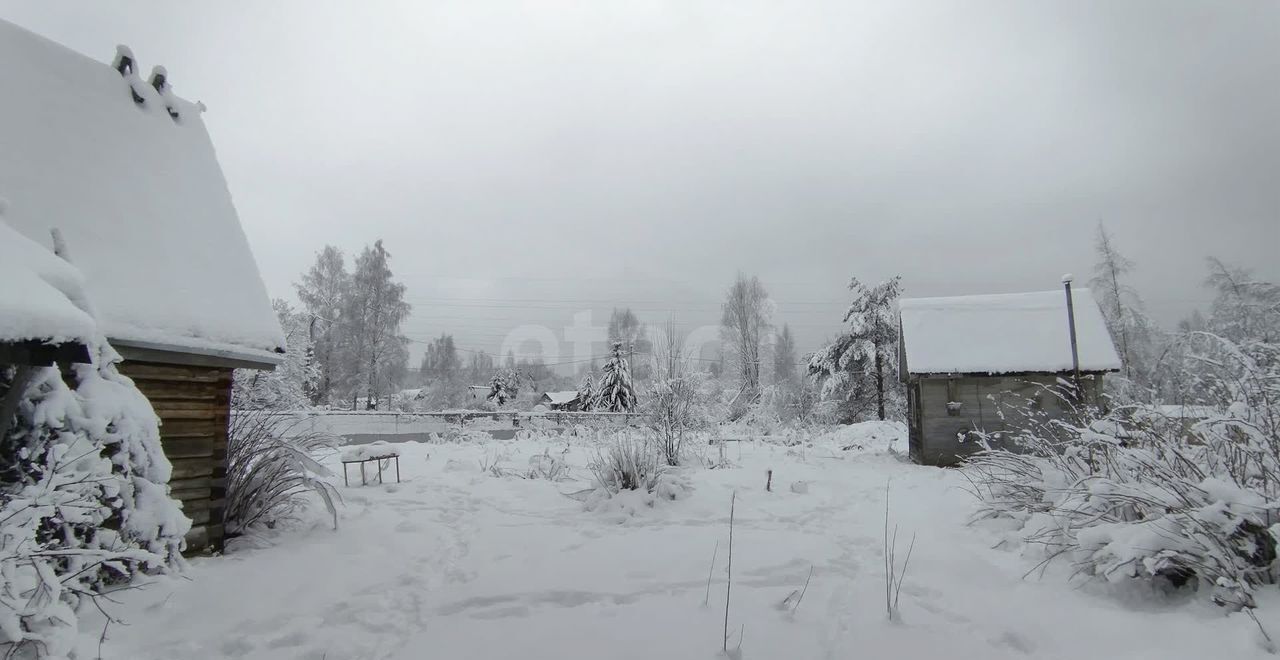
left=966, top=332, right=1280, bottom=609
left=588, top=434, right=663, bottom=494
left=439, top=423, right=494, bottom=444
left=525, top=449, right=570, bottom=481
left=224, top=408, right=339, bottom=535
left=646, top=325, right=719, bottom=466
left=1, top=344, right=189, bottom=657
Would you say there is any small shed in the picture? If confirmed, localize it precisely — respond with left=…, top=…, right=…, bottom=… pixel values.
left=539, top=390, right=583, bottom=411
left=0, top=20, right=285, bottom=551
left=898, top=286, right=1120, bottom=466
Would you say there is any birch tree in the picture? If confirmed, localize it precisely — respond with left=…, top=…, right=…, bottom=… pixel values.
left=342, top=240, right=411, bottom=409
left=294, top=245, right=350, bottom=405
left=720, top=274, right=773, bottom=395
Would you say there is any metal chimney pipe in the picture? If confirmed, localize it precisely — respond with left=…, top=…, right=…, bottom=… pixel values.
left=1062, top=274, right=1082, bottom=398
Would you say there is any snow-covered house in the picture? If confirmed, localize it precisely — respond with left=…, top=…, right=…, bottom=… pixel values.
left=897, top=287, right=1121, bottom=466
left=0, top=19, right=285, bottom=551
left=539, top=390, right=582, bottom=411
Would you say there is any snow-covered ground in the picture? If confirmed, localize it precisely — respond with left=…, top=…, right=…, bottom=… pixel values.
left=81, top=423, right=1274, bottom=659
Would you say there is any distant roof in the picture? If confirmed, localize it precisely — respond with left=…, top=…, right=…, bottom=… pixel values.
left=899, top=288, right=1121, bottom=375
left=0, top=20, right=283, bottom=364
left=542, top=391, right=580, bottom=404
left=0, top=217, right=96, bottom=349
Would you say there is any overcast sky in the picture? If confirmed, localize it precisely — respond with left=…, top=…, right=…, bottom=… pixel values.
left=5, top=1, right=1277, bottom=364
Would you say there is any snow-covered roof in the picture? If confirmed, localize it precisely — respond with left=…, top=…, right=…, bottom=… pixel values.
left=0, top=19, right=284, bottom=364
left=898, top=288, right=1121, bottom=375
left=542, top=391, right=580, bottom=405
left=0, top=215, right=97, bottom=348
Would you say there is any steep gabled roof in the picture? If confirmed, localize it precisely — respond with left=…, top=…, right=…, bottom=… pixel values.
left=898, top=288, right=1121, bottom=375
left=0, top=19, right=283, bottom=365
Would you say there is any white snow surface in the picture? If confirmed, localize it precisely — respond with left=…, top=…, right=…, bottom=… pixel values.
left=899, top=288, right=1122, bottom=375
left=0, top=19, right=283, bottom=359
left=73, top=423, right=1277, bottom=659
left=0, top=217, right=97, bottom=345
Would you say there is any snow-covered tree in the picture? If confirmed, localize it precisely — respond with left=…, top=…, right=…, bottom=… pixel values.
left=577, top=372, right=595, bottom=410
left=486, top=368, right=520, bottom=406
left=232, top=299, right=317, bottom=411
left=1, top=342, right=189, bottom=656
left=594, top=341, right=637, bottom=412
left=466, top=350, right=495, bottom=384
left=720, top=274, right=773, bottom=395
left=1204, top=257, right=1280, bottom=345
left=341, top=240, right=411, bottom=409
left=294, top=245, right=350, bottom=406
left=608, top=308, right=651, bottom=382
left=772, top=323, right=798, bottom=387
left=1090, top=223, right=1159, bottom=391
left=808, top=277, right=902, bottom=421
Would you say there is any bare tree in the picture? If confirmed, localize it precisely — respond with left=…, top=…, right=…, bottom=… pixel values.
left=1090, top=223, right=1158, bottom=386
left=772, top=323, right=798, bottom=387
left=720, top=274, right=773, bottom=396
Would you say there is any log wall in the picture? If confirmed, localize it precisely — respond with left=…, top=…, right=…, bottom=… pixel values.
left=117, top=360, right=232, bottom=553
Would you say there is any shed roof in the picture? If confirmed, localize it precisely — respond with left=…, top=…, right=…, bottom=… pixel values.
left=899, top=288, right=1121, bottom=375
left=0, top=19, right=284, bottom=365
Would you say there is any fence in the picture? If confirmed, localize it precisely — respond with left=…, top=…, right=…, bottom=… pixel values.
left=237, top=409, right=645, bottom=440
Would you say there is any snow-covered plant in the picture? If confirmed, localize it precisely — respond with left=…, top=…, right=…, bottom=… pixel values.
left=224, top=408, right=340, bottom=535
left=965, top=331, right=1280, bottom=609
left=486, top=369, right=520, bottom=407
left=1, top=343, right=189, bottom=658
left=525, top=449, right=570, bottom=481
left=232, top=299, right=317, bottom=411
left=593, top=342, right=637, bottom=412
left=588, top=434, right=662, bottom=494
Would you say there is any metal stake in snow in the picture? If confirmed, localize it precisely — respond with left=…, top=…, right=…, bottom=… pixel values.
left=1061, top=274, right=1082, bottom=399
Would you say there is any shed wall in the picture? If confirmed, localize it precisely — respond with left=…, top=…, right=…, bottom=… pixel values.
left=912, top=373, right=1101, bottom=466
left=118, top=360, right=231, bottom=552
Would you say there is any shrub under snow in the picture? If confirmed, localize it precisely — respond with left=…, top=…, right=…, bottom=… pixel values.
left=966, top=333, right=1279, bottom=611
left=0, top=344, right=189, bottom=658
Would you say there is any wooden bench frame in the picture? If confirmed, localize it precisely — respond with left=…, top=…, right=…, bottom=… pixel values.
left=341, top=454, right=401, bottom=486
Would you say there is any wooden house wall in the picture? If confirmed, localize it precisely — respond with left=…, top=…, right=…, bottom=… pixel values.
left=910, top=373, right=1102, bottom=466
left=118, top=361, right=231, bottom=552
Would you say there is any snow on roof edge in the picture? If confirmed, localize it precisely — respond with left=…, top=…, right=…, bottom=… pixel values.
left=898, top=288, right=1122, bottom=375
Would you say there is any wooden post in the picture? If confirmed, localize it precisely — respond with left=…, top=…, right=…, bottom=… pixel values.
left=1062, top=274, right=1082, bottom=400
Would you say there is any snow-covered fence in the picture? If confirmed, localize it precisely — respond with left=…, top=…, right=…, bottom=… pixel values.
left=237, top=410, right=646, bottom=440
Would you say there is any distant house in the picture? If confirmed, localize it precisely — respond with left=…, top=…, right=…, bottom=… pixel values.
left=898, top=286, right=1120, bottom=466
left=539, top=391, right=583, bottom=411
left=467, top=385, right=490, bottom=401
left=0, top=19, right=285, bottom=551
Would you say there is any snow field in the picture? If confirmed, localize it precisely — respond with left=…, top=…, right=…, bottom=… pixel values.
left=79, top=425, right=1275, bottom=659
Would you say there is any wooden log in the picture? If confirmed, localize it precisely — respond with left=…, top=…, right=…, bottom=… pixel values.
left=169, top=456, right=215, bottom=480
left=161, top=436, right=215, bottom=459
